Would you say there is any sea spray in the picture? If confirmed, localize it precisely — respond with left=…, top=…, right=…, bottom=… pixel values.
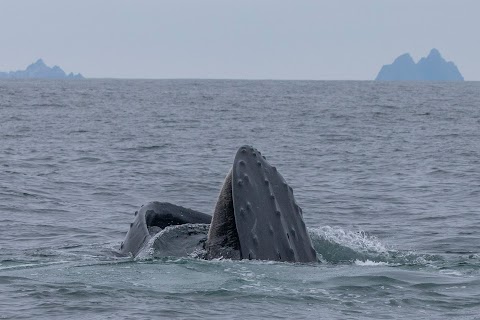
left=308, top=226, right=390, bottom=263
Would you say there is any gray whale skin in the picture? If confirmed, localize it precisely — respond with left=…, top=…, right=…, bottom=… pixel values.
left=120, top=145, right=317, bottom=263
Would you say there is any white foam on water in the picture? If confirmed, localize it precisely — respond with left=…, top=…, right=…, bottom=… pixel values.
left=439, top=269, right=463, bottom=276
left=312, top=226, right=389, bottom=254
left=354, top=259, right=389, bottom=266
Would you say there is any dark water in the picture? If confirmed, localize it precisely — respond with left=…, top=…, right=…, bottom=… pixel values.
left=1, top=79, right=479, bottom=319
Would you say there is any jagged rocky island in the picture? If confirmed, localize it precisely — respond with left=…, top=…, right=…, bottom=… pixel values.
left=0, top=59, right=84, bottom=79
left=375, top=49, right=464, bottom=81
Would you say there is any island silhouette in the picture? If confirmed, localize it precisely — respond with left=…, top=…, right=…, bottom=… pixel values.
left=375, top=49, right=463, bottom=81
left=0, top=59, right=84, bottom=79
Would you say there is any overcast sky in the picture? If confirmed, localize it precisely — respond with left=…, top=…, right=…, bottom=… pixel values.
left=0, top=0, right=478, bottom=80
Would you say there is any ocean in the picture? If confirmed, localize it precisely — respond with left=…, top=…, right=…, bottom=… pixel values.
left=0, top=79, right=479, bottom=319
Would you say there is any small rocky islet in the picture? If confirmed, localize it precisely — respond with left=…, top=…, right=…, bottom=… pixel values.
left=0, top=59, right=83, bottom=79
left=375, top=48, right=463, bottom=81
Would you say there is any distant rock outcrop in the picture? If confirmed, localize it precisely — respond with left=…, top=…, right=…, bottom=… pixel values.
left=375, top=49, right=463, bottom=81
left=0, top=59, right=84, bottom=79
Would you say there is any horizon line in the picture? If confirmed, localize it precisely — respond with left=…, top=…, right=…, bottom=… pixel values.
left=1, top=77, right=477, bottom=82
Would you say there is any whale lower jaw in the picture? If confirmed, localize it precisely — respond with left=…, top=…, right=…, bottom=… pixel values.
left=120, top=145, right=318, bottom=263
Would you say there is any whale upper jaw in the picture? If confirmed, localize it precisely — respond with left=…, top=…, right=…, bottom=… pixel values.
left=120, top=145, right=317, bottom=263
left=120, top=202, right=211, bottom=257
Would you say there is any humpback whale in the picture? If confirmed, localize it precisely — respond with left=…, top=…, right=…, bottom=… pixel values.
left=120, top=145, right=317, bottom=263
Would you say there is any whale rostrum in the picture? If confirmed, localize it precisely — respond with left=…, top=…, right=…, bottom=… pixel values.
left=120, top=145, right=318, bottom=263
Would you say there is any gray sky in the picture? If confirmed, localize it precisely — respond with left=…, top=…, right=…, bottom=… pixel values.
left=0, top=0, right=478, bottom=80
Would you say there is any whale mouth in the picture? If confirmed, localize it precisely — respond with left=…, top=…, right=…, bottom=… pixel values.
left=120, top=145, right=317, bottom=263
left=144, top=206, right=198, bottom=236
left=120, top=202, right=211, bottom=257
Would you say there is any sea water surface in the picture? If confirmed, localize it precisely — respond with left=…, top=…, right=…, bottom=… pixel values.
left=0, top=79, right=479, bottom=319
